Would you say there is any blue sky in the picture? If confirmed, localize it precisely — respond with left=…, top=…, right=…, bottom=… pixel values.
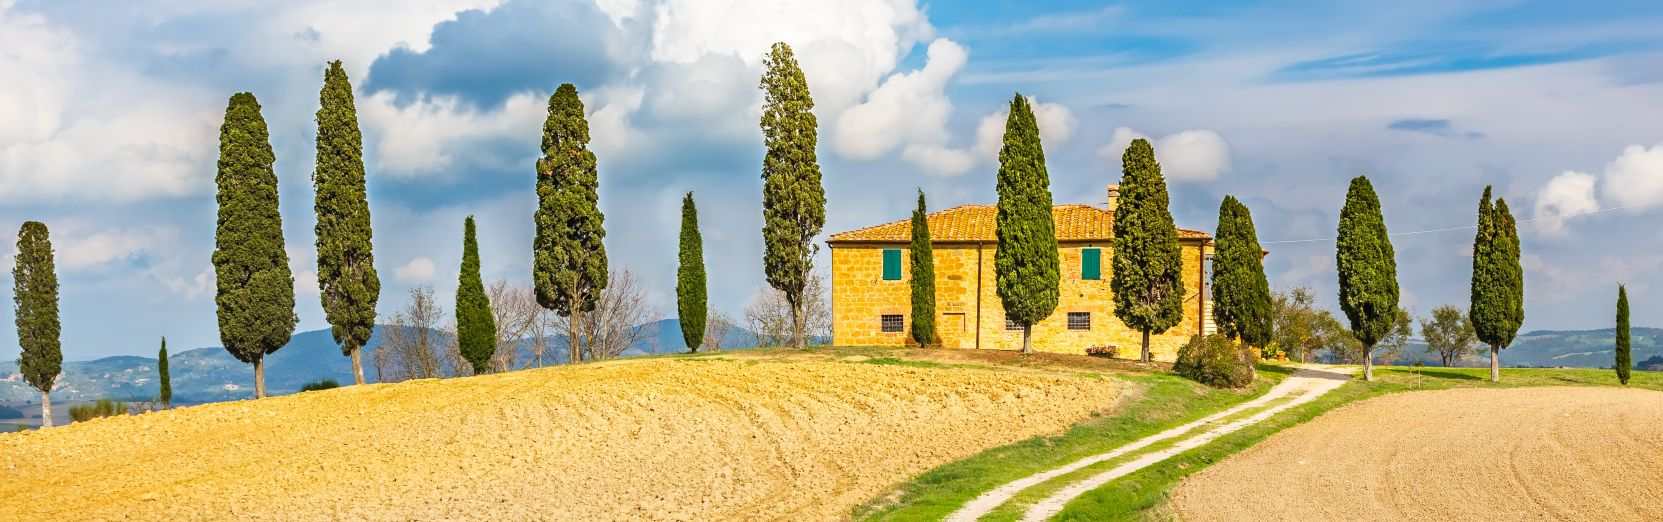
left=3, top=0, right=1662, bottom=359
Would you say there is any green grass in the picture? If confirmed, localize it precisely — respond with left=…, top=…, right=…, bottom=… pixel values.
left=1049, top=365, right=1663, bottom=521
left=853, top=365, right=1294, bottom=521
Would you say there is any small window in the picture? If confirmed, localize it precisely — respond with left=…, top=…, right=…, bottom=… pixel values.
left=881, top=249, right=902, bottom=281
left=1067, top=312, right=1091, bottom=331
left=881, top=314, right=904, bottom=332
left=1081, top=248, right=1102, bottom=280
left=1005, top=317, right=1024, bottom=331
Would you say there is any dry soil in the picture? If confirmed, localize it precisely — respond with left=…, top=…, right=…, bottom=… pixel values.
left=0, top=353, right=1120, bottom=521
left=1172, top=386, right=1663, bottom=521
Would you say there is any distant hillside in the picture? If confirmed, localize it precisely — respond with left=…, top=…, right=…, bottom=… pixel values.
left=1374, top=327, right=1662, bottom=368
left=2, top=320, right=765, bottom=405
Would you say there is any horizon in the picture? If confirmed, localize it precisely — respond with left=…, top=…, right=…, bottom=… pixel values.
left=4, top=0, right=1662, bottom=360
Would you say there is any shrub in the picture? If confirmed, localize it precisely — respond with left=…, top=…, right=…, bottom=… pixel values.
left=1172, top=335, right=1255, bottom=388
left=1085, top=345, right=1119, bottom=359
left=300, top=379, right=341, bottom=392
left=69, top=399, right=129, bottom=423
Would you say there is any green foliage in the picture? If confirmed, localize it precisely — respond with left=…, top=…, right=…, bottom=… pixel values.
left=1616, top=285, right=1631, bottom=385
left=14, top=221, right=61, bottom=395
left=677, top=192, right=708, bottom=352
left=993, top=94, right=1060, bottom=351
left=69, top=400, right=128, bottom=423
left=213, top=92, right=297, bottom=394
left=533, top=83, right=609, bottom=334
left=759, top=42, right=827, bottom=349
left=1113, top=138, right=1184, bottom=361
left=313, top=60, right=381, bottom=372
left=1173, top=335, right=1256, bottom=388
left=1470, top=186, right=1525, bottom=352
left=1420, top=305, right=1477, bottom=367
left=158, top=337, right=172, bottom=406
left=455, top=216, right=496, bottom=375
left=300, top=379, right=341, bottom=392
left=1335, top=176, right=1399, bottom=375
left=1211, top=196, right=1273, bottom=348
left=910, top=189, right=938, bottom=347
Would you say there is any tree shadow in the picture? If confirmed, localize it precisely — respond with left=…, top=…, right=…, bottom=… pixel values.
left=1407, top=368, right=1485, bottom=381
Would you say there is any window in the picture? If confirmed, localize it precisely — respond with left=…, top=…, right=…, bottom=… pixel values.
left=1081, top=248, right=1102, bottom=280
left=881, top=249, right=902, bottom=281
left=1067, top=312, right=1091, bottom=331
left=1005, top=317, right=1023, bottom=331
left=881, top=314, right=904, bottom=332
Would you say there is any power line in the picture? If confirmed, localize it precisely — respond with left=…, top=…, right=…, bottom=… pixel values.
left=1260, top=204, right=1637, bottom=245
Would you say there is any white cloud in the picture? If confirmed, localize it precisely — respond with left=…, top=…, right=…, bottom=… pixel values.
left=1600, top=143, right=1663, bottom=211
left=1095, top=127, right=1231, bottom=182
left=358, top=91, right=545, bottom=174
left=834, top=38, right=966, bottom=161
left=901, top=144, right=975, bottom=177
left=1533, top=170, right=1599, bottom=235
left=972, top=97, right=1078, bottom=160
left=159, top=268, right=215, bottom=300
left=55, top=227, right=177, bottom=271
left=396, top=257, right=438, bottom=283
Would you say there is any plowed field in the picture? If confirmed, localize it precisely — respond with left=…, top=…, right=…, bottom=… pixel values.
left=0, top=352, right=1121, bottom=521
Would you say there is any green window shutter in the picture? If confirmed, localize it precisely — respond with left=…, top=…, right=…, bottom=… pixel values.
left=1081, top=248, right=1102, bottom=280
left=882, top=249, right=902, bottom=280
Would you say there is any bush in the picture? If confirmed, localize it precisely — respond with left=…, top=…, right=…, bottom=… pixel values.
left=69, top=399, right=129, bottom=423
left=1172, top=335, right=1255, bottom=388
left=1085, top=345, right=1119, bottom=359
left=300, top=379, right=341, bottom=392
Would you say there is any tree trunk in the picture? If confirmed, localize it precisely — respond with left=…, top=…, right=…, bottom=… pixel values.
left=254, top=358, right=267, bottom=398
left=350, top=345, right=366, bottom=385
left=1021, top=325, right=1032, bottom=354
left=1362, top=345, right=1374, bottom=381
left=569, top=304, right=583, bottom=365
left=1140, top=329, right=1152, bottom=363
left=791, top=300, right=807, bottom=349
left=40, top=390, right=52, bottom=428
left=1489, top=345, right=1500, bottom=383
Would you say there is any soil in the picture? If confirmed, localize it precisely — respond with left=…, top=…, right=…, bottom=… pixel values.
left=0, top=353, right=1120, bottom=521
left=1171, top=387, right=1663, bottom=521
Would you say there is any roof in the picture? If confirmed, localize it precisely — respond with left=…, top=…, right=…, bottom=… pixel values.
left=826, top=204, right=1211, bottom=244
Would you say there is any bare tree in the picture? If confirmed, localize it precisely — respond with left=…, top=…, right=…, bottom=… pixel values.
left=703, top=309, right=735, bottom=351
left=552, top=270, right=655, bottom=362
left=486, top=281, right=543, bottom=372
left=746, top=273, right=829, bottom=348
left=377, top=287, right=446, bottom=381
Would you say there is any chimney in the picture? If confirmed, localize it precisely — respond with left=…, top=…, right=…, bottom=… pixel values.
left=1106, top=184, right=1121, bottom=213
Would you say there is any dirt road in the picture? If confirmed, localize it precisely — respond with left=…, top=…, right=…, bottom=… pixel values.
left=0, top=354, right=1120, bottom=521
left=1172, top=387, right=1663, bottom=521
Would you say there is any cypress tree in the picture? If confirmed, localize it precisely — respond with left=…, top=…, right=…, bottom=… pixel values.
left=158, top=337, right=172, bottom=408
left=213, top=92, right=297, bottom=399
left=1212, top=196, right=1273, bottom=350
left=677, top=192, right=708, bottom=353
left=456, top=216, right=496, bottom=375
left=993, top=94, right=1060, bottom=354
left=1335, top=176, right=1399, bottom=381
left=1616, top=285, right=1631, bottom=385
left=759, top=42, right=827, bottom=350
left=533, top=83, right=608, bottom=363
left=1112, top=138, right=1184, bottom=362
left=13, top=221, right=61, bottom=427
left=313, top=60, right=380, bottom=386
left=909, top=189, right=938, bottom=347
left=1470, top=187, right=1525, bottom=382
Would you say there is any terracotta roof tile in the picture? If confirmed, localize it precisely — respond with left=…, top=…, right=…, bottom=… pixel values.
left=826, top=204, right=1210, bottom=243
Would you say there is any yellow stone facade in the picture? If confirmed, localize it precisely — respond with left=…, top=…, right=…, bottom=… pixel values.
left=829, top=242, right=1210, bottom=360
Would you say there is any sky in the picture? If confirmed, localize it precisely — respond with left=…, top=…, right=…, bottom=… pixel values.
left=3, top=0, right=1662, bottom=359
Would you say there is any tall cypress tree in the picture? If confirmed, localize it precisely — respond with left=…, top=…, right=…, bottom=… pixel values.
left=1615, top=285, right=1631, bottom=385
left=533, top=83, right=608, bottom=363
left=1112, top=138, right=1184, bottom=362
left=14, top=221, right=61, bottom=427
left=456, top=216, right=496, bottom=375
left=313, top=60, right=380, bottom=386
left=1212, top=196, right=1273, bottom=350
left=1335, top=176, right=1399, bottom=381
left=1470, top=186, right=1525, bottom=383
left=158, top=337, right=172, bottom=408
left=909, top=189, right=938, bottom=347
left=759, top=42, right=827, bottom=350
left=213, top=92, right=297, bottom=399
left=994, top=94, right=1060, bottom=354
left=677, top=192, right=708, bottom=353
